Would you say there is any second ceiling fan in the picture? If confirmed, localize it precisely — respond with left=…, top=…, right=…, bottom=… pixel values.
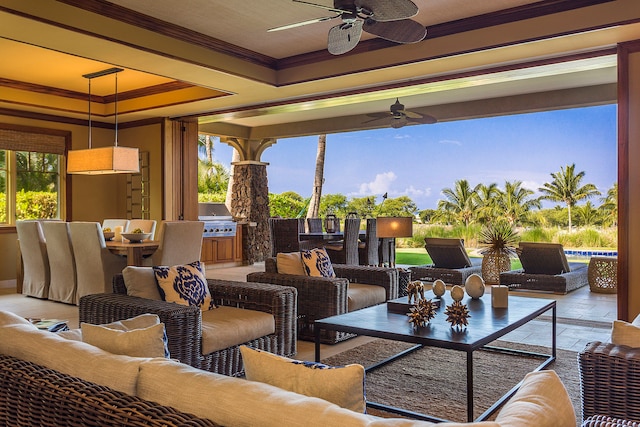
left=364, top=98, right=437, bottom=129
left=269, top=0, right=427, bottom=55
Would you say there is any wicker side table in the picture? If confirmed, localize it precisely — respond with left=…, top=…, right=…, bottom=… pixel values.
left=587, top=256, right=617, bottom=293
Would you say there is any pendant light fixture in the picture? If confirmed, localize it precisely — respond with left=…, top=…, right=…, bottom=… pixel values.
left=67, top=67, right=139, bottom=175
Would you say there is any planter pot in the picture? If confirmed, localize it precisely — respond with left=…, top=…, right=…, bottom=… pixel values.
left=481, top=251, right=511, bottom=285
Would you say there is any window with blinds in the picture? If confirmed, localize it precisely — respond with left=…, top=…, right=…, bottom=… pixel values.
left=0, top=124, right=70, bottom=225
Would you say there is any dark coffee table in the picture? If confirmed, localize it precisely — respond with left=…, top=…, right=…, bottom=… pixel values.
left=314, top=291, right=556, bottom=422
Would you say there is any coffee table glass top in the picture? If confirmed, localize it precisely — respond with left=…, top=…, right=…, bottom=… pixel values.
left=316, top=291, right=555, bottom=351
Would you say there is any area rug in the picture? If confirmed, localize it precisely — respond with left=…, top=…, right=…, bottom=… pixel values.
left=323, top=339, right=580, bottom=424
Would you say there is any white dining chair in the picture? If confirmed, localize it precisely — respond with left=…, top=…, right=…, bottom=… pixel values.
left=102, top=219, right=130, bottom=231
left=16, top=220, right=50, bottom=299
left=69, top=221, right=128, bottom=303
left=126, top=219, right=157, bottom=240
left=144, top=221, right=204, bottom=266
left=41, top=221, right=77, bottom=304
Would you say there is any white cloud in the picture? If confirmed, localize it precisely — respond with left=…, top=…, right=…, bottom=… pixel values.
left=355, top=171, right=397, bottom=195
left=393, top=134, right=412, bottom=140
left=439, top=139, right=462, bottom=146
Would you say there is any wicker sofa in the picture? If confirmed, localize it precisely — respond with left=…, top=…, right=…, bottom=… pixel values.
left=247, top=256, right=399, bottom=344
left=0, top=310, right=578, bottom=427
left=79, top=274, right=297, bottom=377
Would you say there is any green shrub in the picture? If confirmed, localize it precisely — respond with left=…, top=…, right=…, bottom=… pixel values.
left=16, top=191, right=57, bottom=220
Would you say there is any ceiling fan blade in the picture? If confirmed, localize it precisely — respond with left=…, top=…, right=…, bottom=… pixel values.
left=407, top=114, right=437, bottom=125
left=293, top=0, right=351, bottom=14
left=268, top=14, right=338, bottom=32
left=355, top=0, right=418, bottom=22
left=328, top=21, right=363, bottom=55
left=363, top=18, right=426, bottom=43
left=401, top=110, right=423, bottom=119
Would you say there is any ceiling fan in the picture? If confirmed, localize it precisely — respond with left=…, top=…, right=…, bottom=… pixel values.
left=268, top=0, right=427, bottom=55
left=364, top=98, right=437, bottom=129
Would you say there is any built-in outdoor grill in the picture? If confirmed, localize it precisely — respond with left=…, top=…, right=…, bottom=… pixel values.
left=198, top=203, right=237, bottom=238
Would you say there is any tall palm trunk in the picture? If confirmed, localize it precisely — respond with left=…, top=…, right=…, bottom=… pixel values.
left=306, top=135, right=326, bottom=227
left=205, top=135, right=213, bottom=164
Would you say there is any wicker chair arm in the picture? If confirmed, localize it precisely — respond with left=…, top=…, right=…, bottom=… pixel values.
left=579, top=341, right=640, bottom=422
left=79, top=293, right=202, bottom=366
left=246, top=272, right=350, bottom=321
left=207, top=279, right=298, bottom=357
left=332, top=264, right=399, bottom=300
left=582, top=415, right=640, bottom=427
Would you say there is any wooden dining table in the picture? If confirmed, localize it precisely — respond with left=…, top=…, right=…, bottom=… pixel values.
left=106, top=240, right=159, bottom=266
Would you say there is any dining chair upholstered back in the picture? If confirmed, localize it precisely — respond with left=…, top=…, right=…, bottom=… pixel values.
left=69, top=222, right=127, bottom=302
left=359, top=218, right=379, bottom=266
left=147, top=221, right=204, bottom=266
left=126, top=219, right=157, bottom=240
left=102, top=219, right=130, bottom=231
left=16, top=220, right=50, bottom=299
left=325, top=217, right=361, bottom=265
left=41, top=221, right=76, bottom=304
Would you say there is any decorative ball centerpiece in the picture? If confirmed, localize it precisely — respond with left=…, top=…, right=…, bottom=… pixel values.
left=407, top=299, right=438, bottom=328
left=464, top=274, right=485, bottom=299
left=432, top=279, right=446, bottom=298
left=450, top=285, right=465, bottom=302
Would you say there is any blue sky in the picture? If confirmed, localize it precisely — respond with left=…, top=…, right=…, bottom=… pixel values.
left=210, top=104, right=617, bottom=211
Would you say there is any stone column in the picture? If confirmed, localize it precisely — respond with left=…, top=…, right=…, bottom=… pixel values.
left=230, top=162, right=270, bottom=263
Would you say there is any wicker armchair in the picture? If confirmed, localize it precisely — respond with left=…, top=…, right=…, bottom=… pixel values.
left=247, top=258, right=399, bottom=344
left=500, top=242, right=588, bottom=293
left=578, top=341, right=640, bottom=423
left=582, top=415, right=640, bottom=426
left=409, top=237, right=482, bottom=285
left=79, top=275, right=297, bottom=377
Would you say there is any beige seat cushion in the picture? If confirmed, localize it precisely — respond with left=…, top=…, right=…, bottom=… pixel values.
left=347, top=283, right=387, bottom=312
left=201, top=306, right=275, bottom=354
left=276, top=252, right=305, bottom=275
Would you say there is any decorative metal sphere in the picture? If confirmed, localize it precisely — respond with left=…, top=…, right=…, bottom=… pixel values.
left=432, top=279, right=446, bottom=297
left=450, top=285, right=465, bottom=302
left=465, top=274, right=485, bottom=299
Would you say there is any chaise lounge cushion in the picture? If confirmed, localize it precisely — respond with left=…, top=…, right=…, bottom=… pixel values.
left=517, top=242, right=570, bottom=275
left=201, top=306, right=275, bottom=354
left=424, top=238, right=472, bottom=269
left=240, top=345, right=366, bottom=413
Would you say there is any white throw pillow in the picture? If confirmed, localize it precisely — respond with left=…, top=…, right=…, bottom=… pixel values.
left=240, top=345, right=366, bottom=413
left=81, top=314, right=170, bottom=358
left=122, top=266, right=162, bottom=300
left=611, top=320, right=640, bottom=347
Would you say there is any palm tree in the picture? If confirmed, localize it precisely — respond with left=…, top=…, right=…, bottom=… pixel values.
left=474, top=183, right=500, bottom=224
left=437, top=179, right=478, bottom=227
left=499, top=180, right=541, bottom=226
left=575, top=201, right=601, bottom=227
left=538, top=164, right=601, bottom=231
left=599, top=183, right=618, bottom=227
left=307, top=134, right=326, bottom=224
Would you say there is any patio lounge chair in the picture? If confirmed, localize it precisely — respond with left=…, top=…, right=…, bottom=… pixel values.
left=499, top=242, right=588, bottom=294
left=409, top=237, right=482, bottom=285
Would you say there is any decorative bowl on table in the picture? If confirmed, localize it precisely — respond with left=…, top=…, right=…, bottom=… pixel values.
left=103, top=231, right=115, bottom=241
left=121, top=232, right=152, bottom=243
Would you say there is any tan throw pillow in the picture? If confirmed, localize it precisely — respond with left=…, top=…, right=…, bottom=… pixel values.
left=611, top=320, right=640, bottom=347
left=81, top=322, right=169, bottom=358
left=276, top=252, right=305, bottom=275
left=153, top=261, right=216, bottom=311
left=301, top=248, right=336, bottom=278
left=122, top=266, right=162, bottom=300
left=240, top=346, right=365, bottom=413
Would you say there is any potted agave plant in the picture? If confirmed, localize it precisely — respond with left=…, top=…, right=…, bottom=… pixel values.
left=478, top=221, right=519, bottom=285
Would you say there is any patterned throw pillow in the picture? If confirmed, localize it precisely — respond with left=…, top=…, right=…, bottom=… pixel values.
left=301, top=248, right=336, bottom=278
left=240, top=346, right=366, bottom=413
left=153, top=261, right=216, bottom=311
